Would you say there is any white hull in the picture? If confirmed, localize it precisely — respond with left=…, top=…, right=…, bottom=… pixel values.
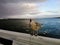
left=0, top=29, right=60, bottom=45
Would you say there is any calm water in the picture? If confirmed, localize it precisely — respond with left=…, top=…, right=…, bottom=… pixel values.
left=36, top=18, right=60, bottom=39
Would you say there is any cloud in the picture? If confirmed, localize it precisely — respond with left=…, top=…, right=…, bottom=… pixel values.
left=0, top=0, right=47, bottom=18
left=47, top=11, right=60, bottom=13
left=0, top=3, right=37, bottom=18
left=1, top=0, right=60, bottom=18
left=0, top=0, right=46, bottom=3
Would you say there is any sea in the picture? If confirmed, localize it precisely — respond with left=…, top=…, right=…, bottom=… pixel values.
left=35, top=18, right=60, bottom=39
left=0, top=18, right=60, bottom=39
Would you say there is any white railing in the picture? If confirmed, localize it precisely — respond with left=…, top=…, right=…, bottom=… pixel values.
left=0, top=29, right=60, bottom=45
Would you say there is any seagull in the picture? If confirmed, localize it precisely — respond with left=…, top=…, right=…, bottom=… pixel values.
left=29, top=19, right=42, bottom=36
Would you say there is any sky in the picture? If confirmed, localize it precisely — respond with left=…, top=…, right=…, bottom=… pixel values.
left=0, top=0, right=60, bottom=18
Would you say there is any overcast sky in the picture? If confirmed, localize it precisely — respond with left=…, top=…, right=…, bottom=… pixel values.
left=0, top=0, right=60, bottom=18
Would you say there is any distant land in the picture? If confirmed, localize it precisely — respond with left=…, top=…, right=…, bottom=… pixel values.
left=0, top=19, right=40, bottom=34
left=54, top=17, right=60, bottom=18
left=0, top=19, right=31, bottom=34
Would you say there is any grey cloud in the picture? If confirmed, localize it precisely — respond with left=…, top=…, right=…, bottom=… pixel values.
left=47, top=11, right=60, bottom=13
left=0, top=4, right=27, bottom=17
left=0, top=0, right=46, bottom=3
left=0, top=3, right=37, bottom=18
left=0, top=0, right=47, bottom=18
left=29, top=12, right=41, bottom=15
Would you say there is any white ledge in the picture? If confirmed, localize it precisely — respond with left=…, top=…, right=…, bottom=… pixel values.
left=0, top=29, right=60, bottom=45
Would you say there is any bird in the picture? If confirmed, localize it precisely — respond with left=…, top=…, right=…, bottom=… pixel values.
left=29, top=19, right=41, bottom=36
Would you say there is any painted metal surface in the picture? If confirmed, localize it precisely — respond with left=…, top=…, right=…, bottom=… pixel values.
left=0, top=29, right=60, bottom=45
